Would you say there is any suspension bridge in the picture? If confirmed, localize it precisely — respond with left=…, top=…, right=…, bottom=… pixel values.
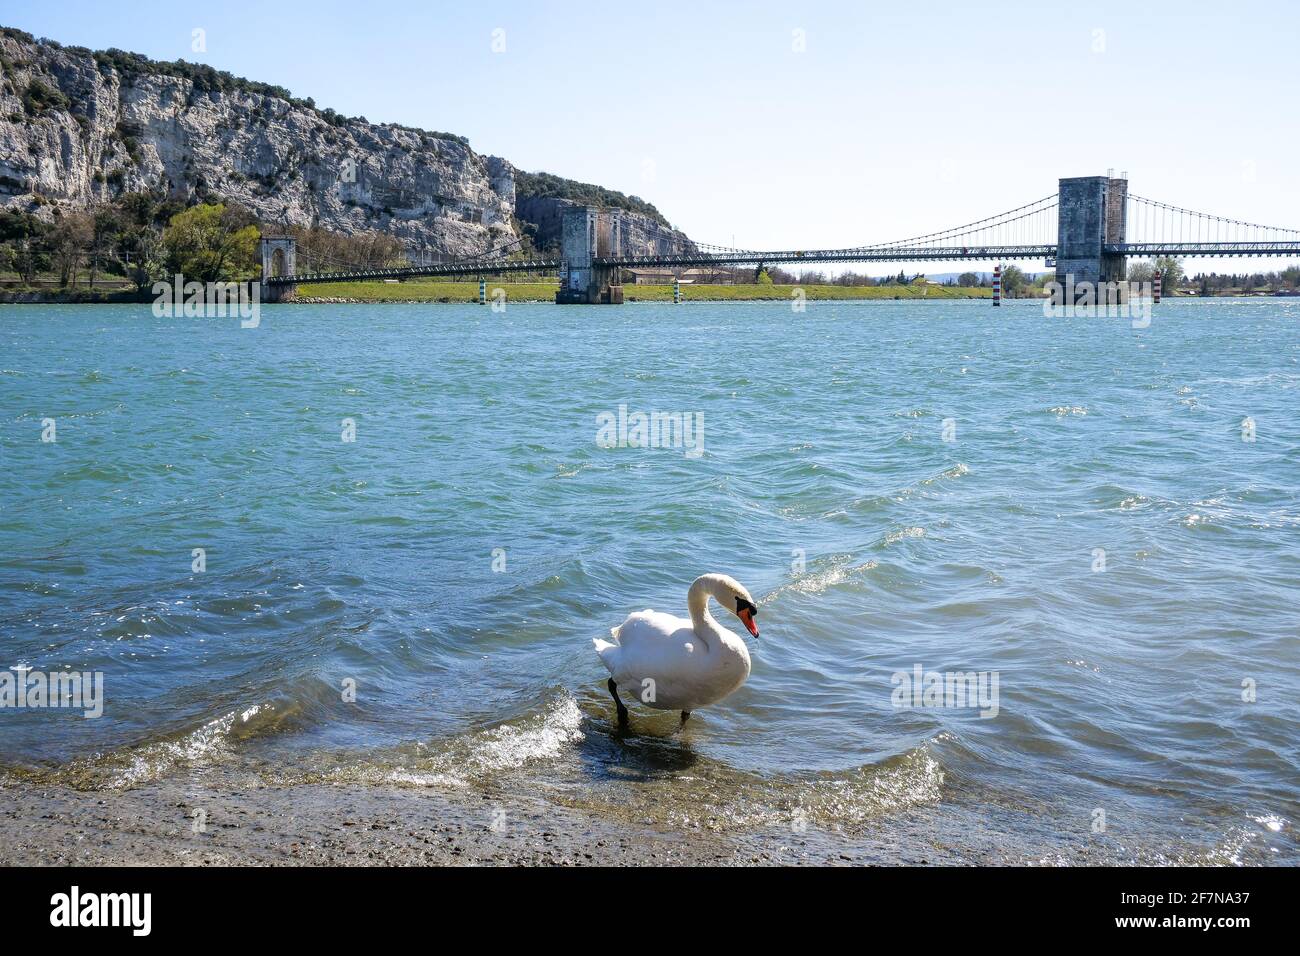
left=259, top=174, right=1300, bottom=303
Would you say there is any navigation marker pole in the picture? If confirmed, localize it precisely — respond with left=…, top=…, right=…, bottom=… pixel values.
left=1152, top=269, right=1162, bottom=304
left=992, top=264, right=1002, bottom=307
left=673, top=278, right=682, bottom=304
left=479, top=279, right=487, bottom=305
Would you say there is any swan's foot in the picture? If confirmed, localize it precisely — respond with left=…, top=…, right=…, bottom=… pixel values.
left=608, top=678, right=629, bottom=727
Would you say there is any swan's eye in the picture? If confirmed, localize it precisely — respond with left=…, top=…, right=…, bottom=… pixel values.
left=735, top=597, right=757, bottom=617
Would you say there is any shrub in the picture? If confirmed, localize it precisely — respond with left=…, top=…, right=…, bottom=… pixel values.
left=21, top=78, right=70, bottom=115
left=515, top=170, right=668, bottom=226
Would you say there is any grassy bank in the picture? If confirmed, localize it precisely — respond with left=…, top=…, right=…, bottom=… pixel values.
left=625, top=283, right=990, bottom=302
left=296, top=280, right=559, bottom=302
left=295, top=279, right=993, bottom=303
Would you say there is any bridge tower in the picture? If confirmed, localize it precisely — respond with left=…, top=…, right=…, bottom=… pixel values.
left=1055, top=174, right=1128, bottom=301
left=260, top=235, right=297, bottom=302
left=556, top=206, right=623, bottom=304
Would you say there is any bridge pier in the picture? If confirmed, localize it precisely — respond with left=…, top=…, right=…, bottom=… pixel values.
left=556, top=206, right=623, bottom=304
left=260, top=236, right=297, bottom=302
left=1054, top=175, right=1128, bottom=304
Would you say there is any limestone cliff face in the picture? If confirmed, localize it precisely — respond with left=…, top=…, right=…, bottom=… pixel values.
left=2, top=30, right=680, bottom=262
left=0, top=30, right=697, bottom=262
left=514, top=192, right=692, bottom=258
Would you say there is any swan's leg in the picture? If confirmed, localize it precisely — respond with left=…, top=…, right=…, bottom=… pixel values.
left=607, top=678, right=629, bottom=726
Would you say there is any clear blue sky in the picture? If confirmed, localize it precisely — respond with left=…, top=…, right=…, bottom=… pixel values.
left=5, top=0, right=1298, bottom=270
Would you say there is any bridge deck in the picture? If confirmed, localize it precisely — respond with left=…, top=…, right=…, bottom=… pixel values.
left=1106, top=242, right=1300, bottom=257
left=267, top=241, right=1300, bottom=286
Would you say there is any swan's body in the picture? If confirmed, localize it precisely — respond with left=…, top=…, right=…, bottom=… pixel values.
left=594, top=574, right=759, bottom=724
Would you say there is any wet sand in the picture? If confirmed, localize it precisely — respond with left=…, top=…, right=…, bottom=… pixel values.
left=0, top=770, right=1128, bottom=866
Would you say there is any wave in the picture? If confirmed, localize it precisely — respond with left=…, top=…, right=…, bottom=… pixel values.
left=3, top=676, right=338, bottom=791
left=555, top=739, right=948, bottom=834
left=263, top=689, right=950, bottom=834
left=882, top=525, right=926, bottom=546
left=11, top=701, right=295, bottom=791
left=299, top=694, right=587, bottom=789
left=766, top=554, right=878, bottom=601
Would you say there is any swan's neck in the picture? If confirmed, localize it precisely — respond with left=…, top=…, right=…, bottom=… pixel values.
left=687, top=576, right=723, bottom=650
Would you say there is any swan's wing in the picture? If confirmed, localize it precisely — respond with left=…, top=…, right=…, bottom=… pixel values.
left=593, top=611, right=658, bottom=673
left=598, top=610, right=699, bottom=681
left=613, top=610, right=690, bottom=647
left=592, top=634, right=618, bottom=671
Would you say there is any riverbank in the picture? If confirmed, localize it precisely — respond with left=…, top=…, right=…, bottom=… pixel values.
left=293, top=279, right=993, bottom=303
left=0, top=772, right=766, bottom=866
left=0, top=288, right=148, bottom=304
left=0, top=767, right=1159, bottom=867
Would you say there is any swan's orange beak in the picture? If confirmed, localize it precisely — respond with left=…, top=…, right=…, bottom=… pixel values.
left=739, top=607, right=759, bottom=638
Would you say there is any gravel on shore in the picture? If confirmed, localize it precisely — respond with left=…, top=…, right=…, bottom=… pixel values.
left=0, top=770, right=1069, bottom=866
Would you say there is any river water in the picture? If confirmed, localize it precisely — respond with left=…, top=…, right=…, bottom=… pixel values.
left=1, top=297, right=1296, bottom=863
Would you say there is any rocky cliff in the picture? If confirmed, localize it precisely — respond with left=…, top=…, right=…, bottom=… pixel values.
left=0, top=27, right=691, bottom=260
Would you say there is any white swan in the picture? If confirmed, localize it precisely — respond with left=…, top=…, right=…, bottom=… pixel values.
left=594, top=573, right=759, bottom=727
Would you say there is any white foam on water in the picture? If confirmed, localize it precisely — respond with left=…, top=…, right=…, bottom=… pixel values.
left=107, top=704, right=268, bottom=788
left=778, top=557, right=878, bottom=598
left=921, top=462, right=969, bottom=484
left=333, top=694, right=587, bottom=789
left=656, top=746, right=946, bottom=832
left=883, top=526, right=926, bottom=546
left=453, top=695, right=585, bottom=777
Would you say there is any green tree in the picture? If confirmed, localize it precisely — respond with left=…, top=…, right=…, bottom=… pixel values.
left=1154, top=256, right=1183, bottom=292
left=756, top=269, right=774, bottom=286
left=0, top=209, right=48, bottom=244
left=162, top=203, right=260, bottom=282
left=958, top=271, right=980, bottom=287
left=127, top=228, right=166, bottom=292
left=1001, top=265, right=1027, bottom=296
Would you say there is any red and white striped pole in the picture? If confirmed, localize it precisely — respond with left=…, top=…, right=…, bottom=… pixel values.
left=992, top=264, right=1001, bottom=306
left=1152, top=268, right=1162, bottom=304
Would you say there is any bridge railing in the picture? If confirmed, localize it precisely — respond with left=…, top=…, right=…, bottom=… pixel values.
left=1108, top=242, right=1300, bottom=257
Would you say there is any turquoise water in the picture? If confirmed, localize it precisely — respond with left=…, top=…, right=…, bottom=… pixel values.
left=1, top=298, right=1297, bottom=862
